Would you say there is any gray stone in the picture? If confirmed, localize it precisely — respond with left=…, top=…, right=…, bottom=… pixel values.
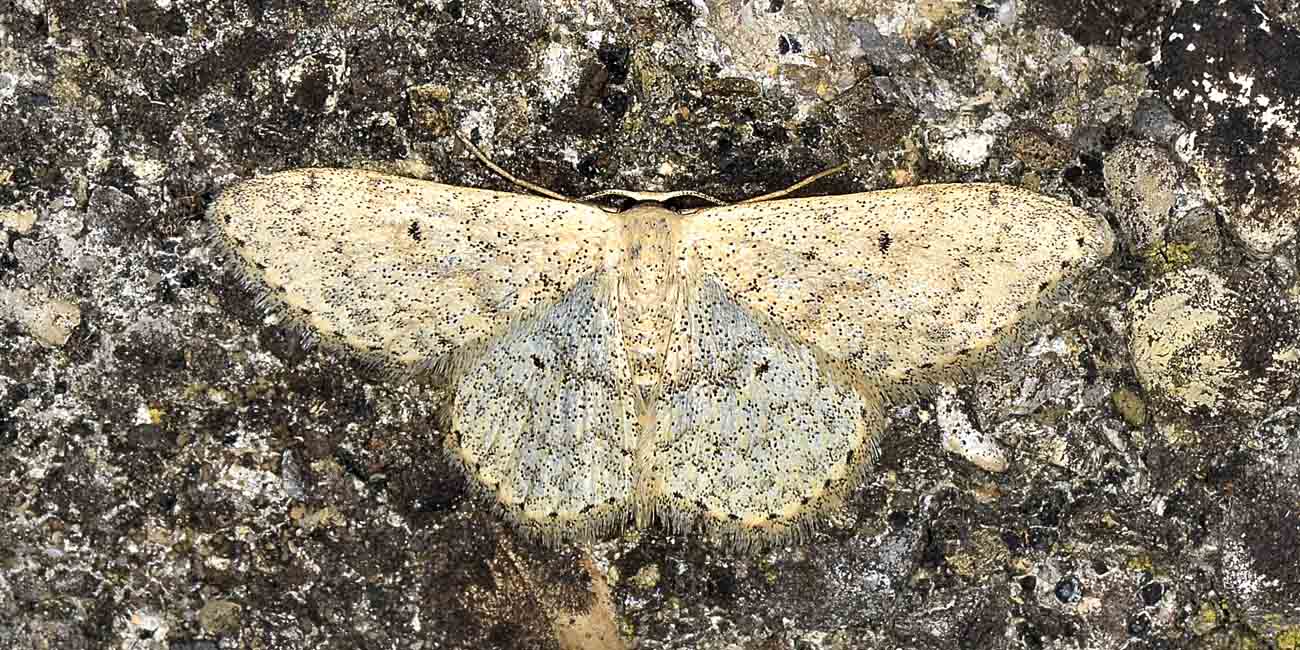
left=1103, top=140, right=1178, bottom=252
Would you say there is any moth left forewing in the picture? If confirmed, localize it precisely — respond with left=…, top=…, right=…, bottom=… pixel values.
left=681, top=183, right=1115, bottom=394
left=210, top=168, right=621, bottom=371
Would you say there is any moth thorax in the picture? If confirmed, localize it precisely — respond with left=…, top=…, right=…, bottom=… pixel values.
left=618, top=206, right=685, bottom=389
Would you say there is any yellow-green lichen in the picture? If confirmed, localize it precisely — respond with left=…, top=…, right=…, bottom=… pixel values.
left=630, top=563, right=661, bottom=590
left=1192, top=599, right=1225, bottom=636
left=1142, top=241, right=1197, bottom=275
left=1112, top=386, right=1148, bottom=426
left=1276, top=627, right=1300, bottom=650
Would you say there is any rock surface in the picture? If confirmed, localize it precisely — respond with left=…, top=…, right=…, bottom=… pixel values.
left=1150, top=0, right=1300, bottom=257
left=1103, top=139, right=1179, bottom=253
left=1127, top=267, right=1300, bottom=420
left=2, top=1, right=1299, bottom=649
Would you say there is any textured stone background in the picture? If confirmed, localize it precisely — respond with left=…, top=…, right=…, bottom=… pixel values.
left=2, top=0, right=1299, bottom=648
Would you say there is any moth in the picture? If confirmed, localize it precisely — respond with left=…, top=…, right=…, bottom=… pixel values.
left=210, top=143, right=1114, bottom=547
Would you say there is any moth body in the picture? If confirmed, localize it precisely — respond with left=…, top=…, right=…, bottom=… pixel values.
left=614, top=206, right=687, bottom=396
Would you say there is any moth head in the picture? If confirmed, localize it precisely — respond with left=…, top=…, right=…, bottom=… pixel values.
left=579, top=189, right=726, bottom=214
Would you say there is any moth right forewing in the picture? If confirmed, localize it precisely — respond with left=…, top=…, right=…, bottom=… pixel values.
left=681, top=183, right=1114, bottom=391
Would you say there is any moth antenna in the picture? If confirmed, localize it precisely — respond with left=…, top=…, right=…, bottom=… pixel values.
left=739, top=162, right=850, bottom=204
left=454, top=131, right=574, bottom=202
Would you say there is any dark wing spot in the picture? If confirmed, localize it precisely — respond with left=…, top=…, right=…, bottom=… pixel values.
left=531, top=355, right=546, bottom=370
left=879, top=232, right=892, bottom=254
left=407, top=221, right=423, bottom=241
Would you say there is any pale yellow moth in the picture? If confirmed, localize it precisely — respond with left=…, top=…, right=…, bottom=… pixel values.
left=209, top=150, right=1114, bottom=547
